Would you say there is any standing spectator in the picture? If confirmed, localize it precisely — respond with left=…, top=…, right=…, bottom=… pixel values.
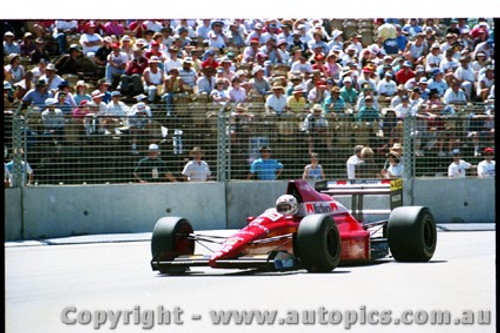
left=302, top=104, right=332, bottom=155
left=448, top=149, right=475, bottom=178
left=247, top=146, right=283, bottom=181
left=346, top=145, right=364, bottom=179
left=134, top=144, right=176, bottom=183
left=41, top=97, right=65, bottom=141
left=477, top=147, right=495, bottom=178
left=302, top=152, right=325, bottom=180
left=182, top=146, right=212, bottom=182
left=5, top=151, right=34, bottom=187
left=381, top=151, right=404, bottom=179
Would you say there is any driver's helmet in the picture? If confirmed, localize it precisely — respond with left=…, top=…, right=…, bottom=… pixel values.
left=276, top=194, right=299, bottom=216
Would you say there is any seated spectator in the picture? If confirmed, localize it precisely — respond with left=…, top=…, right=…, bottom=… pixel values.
left=13, top=71, right=34, bottom=102
left=249, top=65, right=271, bottom=97
left=29, top=37, right=50, bottom=65
left=4, top=53, right=25, bottom=84
left=395, top=61, right=415, bottom=85
left=357, top=95, right=380, bottom=123
left=443, top=80, right=467, bottom=106
left=247, top=146, right=283, bottom=180
left=477, top=147, right=495, bottom=178
left=56, top=80, right=77, bottom=107
left=201, top=49, right=220, bottom=70
left=302, top=152, right=325, bottom=180
left=20, top=32, right=35, bottom=57
left=196, top=66, right=216, bottom=95
left=120, top=46, right=148, bottom=98
left=287, top=86, right=307, bottom=114
left=79, top=22, right=103, bottom=57
left=266, top=83, right=288, bottom=115
left=39, top=63, right=64, bottom=94
left=101, top=91, right=128, bottom=134
left=339, top=76, right=358, bottom=106
left=228, top=77, right=247, bottom=103
left=73, top=80, right=92, bottom=106
left=164, top=46, right=182, bottom=74
left=142, top=56, right=164, bottom=103
left=302, top=104, right=332, bottom=154
left=210, top=78, right=230, bottom=105
left=380, top=151, right=404, bottom=178
left=41, top=97, right=65, bottom=141
left=476, top=65, right=494, bottom=101
left=103, top=20, right=125, bottom=37
left=377, top=71, right=398, bottom=104
left=308, top=79, right=330, bottom=105
left=325, top=52, right=342, bottom=80
left=53, top=20, right=78, bottom=54
left=182, top=146, right=212, bottom=182
left=357, top=84, right=379, bottom=111
left=22, top=79, right=53, bottom=109
left=3, top=31, right=20, bottom=55
left=440, top=48, right=460, bottom=72
left=162, top=67, right=185, bottom=115
left=94, top=36, right=113, bottom=67
left=54, top=91, right=73, bottom=116
left=31, top=58, right=47, bottom=84
left=133, top=144, right=176, bottom=183
left=448, top=149, right=475, bottom=178
left=54, top=44, right=84, bottom=76
left=178, top=57, right=197, bottom=91
left=323, top=86, right=346, bottom=114
left=427, top=69, right=448, bottom=98
left=106, top=42, right=129, bottom=87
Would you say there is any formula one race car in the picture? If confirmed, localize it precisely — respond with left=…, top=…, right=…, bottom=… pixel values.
left=150, top=180, right=437, bottom=274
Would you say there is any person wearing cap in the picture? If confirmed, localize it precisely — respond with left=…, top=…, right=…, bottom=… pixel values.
left=323, top=86, right=346, bottom=114
left=93, top=36, right=113, bottom=67
left=249, top=65, right=271, bottom=97
left=20, top=32, right=35, bottom=57
left=41, top=97, right=65, bottom=141
left=79, top=22, right=103, bottom=57
left=447, top=149, right=475, bottom=178
left=402, top=18, right=422, bottom=38
left=3, top=31, right=21, bottom=55
left=178, top=57, right=198, bottom=90
left=71, top=99, right=95, bottom=131
left=105, top=42, right=128, bottom=85
left=134, top=144, right=176, bottom=183
left=339, top=76, right=358, bottom=105
left=142, top=56, right=164, bottom=103
left=477, top=148, right=495, bottom=178
left=196, top=66, right=216, bottom=95
left=4, top=53, right=25, bottom=85
left=181, top=147, right=212, bottom=182
left=471, top=50, right=488, bottom=72
left=88, top=90, right=107, bottom=122
left=242, top=37, right=261, bottom=64
left=377, top=71, right=397, bottom=103
left=346, top=145, right=365, bottom=179
left=258, top=37, right=278, bottom=65
left=356, top=82, right=379, bottom=110
left=427, top=69, right=448, bottom=98
left=99, top=90, right=128, bottom=135
left=22, top=78, right=53, bottom=108
left=264, top=82, right=287, bottom=115
left=247, top=146, right=283, bottom=181
left=380, top=150, right=404, bottom=179
left=127, top=100, right=152, bottom=153
left=207, top=20, right=228, bottom=50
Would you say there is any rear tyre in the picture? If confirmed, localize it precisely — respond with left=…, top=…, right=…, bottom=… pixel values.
left=387, top=206, right=437, bottom=262
left=296, top=214, right=341, bottom=273
left=151, top=217, right=195, bottom=274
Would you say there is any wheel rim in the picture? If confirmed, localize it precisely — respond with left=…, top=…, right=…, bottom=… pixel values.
left=326, top=227, right=339, bottom=259
left=423, top=218, right=435, bottom=249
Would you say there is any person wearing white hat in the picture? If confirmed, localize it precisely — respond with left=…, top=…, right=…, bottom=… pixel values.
left=41, top=97, right=65, bottom=141
left=182, top=146, right=212, bottom=182
left=134, top=144, right=176, bottom=183
left=4, top=31, right=21, bottom=55
left=328, top=29, right=344, bottom=52
left=39, top=63, right=64, bottom=93
left=377, top=71, right=398, bottom=103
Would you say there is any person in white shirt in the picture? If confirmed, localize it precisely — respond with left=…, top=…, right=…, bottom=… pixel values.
left=477, top=147, right=495, bottom=178
left=346, top=145, right=364, bottom=179
left=448, top=150, right=475, bottom=178
left=377, top=72, right=397, bottom=103
left=455, top=57, right=476, bottom=100
left=381, top=151, right=404, bottom=179
left=265, top=84, right=288, bottom=114
left=105, top=43, right=129, bottom=83
left=182, top=146, right=211, bottom=182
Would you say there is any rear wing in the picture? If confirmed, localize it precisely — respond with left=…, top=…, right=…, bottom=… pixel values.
left=315, top=179, right=403, bottom=222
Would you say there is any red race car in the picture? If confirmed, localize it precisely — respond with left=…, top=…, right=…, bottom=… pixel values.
left=150, top=179, right=437, bottom=274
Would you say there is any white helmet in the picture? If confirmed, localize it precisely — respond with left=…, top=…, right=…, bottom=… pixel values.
left=276, top=194, right=298, bottom=216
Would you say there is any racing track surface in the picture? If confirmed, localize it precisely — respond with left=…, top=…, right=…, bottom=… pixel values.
left=5, top=229, right=495, bottom=333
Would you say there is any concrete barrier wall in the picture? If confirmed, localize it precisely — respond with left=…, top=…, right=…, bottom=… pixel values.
left=20, top=182, right=225, bottom=240
left=4, top=178, right=495, bottom=240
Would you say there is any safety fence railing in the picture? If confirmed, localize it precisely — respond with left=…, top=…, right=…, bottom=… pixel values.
left=4, top=101, right=494, bottom=186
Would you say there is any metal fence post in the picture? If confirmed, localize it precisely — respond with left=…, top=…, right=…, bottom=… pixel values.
left=11, top=105, right=25, bottom=188
left=403, top=115, right=415, bottom=205
left=216, top=104, right=229, bottom=182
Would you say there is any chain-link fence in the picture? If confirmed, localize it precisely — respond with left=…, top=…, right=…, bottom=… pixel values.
left=4, top=101, right=494, bottom=186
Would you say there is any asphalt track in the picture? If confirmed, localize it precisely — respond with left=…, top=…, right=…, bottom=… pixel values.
left=5, top=227, right=495, bottom=333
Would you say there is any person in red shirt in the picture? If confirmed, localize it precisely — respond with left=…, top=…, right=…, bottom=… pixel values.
left=311, top=53, right=329, bottom=78
left=144, top=41, right=166, bottom=62
left=120, top=46, right=148, bottom=97
left=395, top=61, right=415, bottom=85
left=128, top=20, right=147, bottom=38
left=201, top=50, right=220, bottom=70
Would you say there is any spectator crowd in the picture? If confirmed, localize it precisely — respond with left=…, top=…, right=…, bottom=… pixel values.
left=3, top=18, right=495, bottom=183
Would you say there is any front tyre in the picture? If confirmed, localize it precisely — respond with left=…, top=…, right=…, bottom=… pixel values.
left=296, top=214, right=341, bottom=273
left=387, top=206, right=437, bottom=262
